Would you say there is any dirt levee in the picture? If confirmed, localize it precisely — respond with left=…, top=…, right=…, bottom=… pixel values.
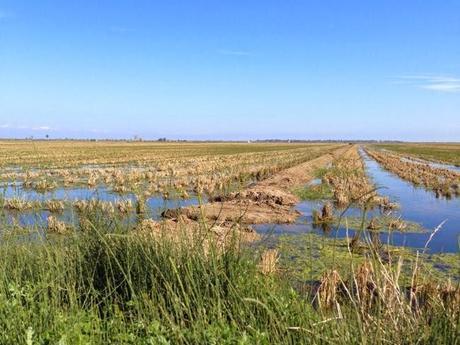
left=164, top=145, right=351, bottom=225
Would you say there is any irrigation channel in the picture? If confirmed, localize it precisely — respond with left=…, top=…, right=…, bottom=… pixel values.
left=255, top=149, right=460, bottom=254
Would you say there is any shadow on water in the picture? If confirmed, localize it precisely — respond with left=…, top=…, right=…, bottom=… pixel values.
left=255, top=150, right=460, bottom=254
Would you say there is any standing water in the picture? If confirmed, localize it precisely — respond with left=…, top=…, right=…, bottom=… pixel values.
left=255, top=149, right=460, bottom=253
left=360, top=150, right=459, bottom=252
left=399, top=156, right=460, bottom=173
left=0, top=184, right=201, bottom=229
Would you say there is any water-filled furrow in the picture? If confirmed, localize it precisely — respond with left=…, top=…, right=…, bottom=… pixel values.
left=255, top=150, right=460, bottom=253
left=399, top=157, right=460, bottom=173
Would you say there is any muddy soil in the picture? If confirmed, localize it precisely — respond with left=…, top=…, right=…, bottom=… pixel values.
left=163, top=145, right=352, bottom=225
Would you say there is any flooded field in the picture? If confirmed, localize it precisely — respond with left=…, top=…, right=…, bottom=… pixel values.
left=1, top=184, right=201, bottom=217
left=0, top=142, right=458, bottom=285
left=256, top=149, right=460, bottom=253
left=400, top=156, right=460, bottom=173
left=1, top=142, right=458, bottom=253
left=374, top=143, right=460, bottom=167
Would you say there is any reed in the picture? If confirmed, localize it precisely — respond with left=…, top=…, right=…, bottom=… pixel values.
left=0, top=211, right=456, bottom=344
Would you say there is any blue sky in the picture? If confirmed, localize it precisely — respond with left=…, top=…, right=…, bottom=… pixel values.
left=0, top=0, right=459, bottom=140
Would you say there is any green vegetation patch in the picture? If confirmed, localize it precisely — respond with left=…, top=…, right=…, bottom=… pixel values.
left=313, top=166, right=331, bottom=179
left=339, top=215, right=426, bottom=233
left=275, top=233, right=459, bottom=284
left=293, top=183, right=333, bottom=200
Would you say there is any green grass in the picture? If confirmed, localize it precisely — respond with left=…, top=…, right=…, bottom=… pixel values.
left=292, top=166, right=334, bottom=200
left=374, top=143, right=460, bottom=166
left=0, top=214, right=458, bottom=344
left=293, top=183, right=333, bottom=200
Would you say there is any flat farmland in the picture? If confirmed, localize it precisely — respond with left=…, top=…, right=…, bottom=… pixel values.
left=373, top=142, right=460, bottom=166
left=0, top=140, right=458, bottom=344
left=0, top=140, right=339, bottom=167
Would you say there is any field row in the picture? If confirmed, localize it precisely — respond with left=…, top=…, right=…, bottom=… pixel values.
left=373, top=143, right=460, bottom=166
left=366, top=148, right=460, bottom=198
left=0, top=142, right=341, bottom=197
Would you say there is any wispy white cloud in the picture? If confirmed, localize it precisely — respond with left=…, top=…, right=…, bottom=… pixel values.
left=218, top=49, right=252, bottom=56
left=396, top=75, right=460, bottom=93
left=421, top=83, right=460, bottom=92
left=33, top=126, right=52, bottom=131
left=0, top=124, right=54, bottom=131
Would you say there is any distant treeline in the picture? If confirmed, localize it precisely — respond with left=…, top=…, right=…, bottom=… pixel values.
left=1, top=137, right=405, bottom=143
left=253, top=139, right=404, bottom=143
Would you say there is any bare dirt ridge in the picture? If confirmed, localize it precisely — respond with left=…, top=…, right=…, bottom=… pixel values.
left=163, top=145, right=353, bottom=225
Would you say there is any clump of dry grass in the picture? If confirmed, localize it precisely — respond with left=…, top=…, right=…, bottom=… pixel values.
left=33, top=179, right=58, bottom=192
left=87, top=173, right=98, bottom=187
left=312, top=256, right=460, bottom=333
left=375, top=196, right=399, bottom=212
left=315, top=269, right=342, bottom=309
left=313, top=202, right=334, bottom=224
left=410, top=279, right=460, bottom=312
left=22, top=171, right=39, bottom=188
left=115, top=199, right=133, bottom=214
left=258, top=249, right=279, bottom=275
left=74, top=199, right=115, bottom=215
left=3, top=198, right=33, bottom=211
left=47, top=216, right=69, bottom=234
left=44, top=199, right=65, bottom=213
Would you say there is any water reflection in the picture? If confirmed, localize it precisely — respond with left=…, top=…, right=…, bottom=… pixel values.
left=255, top=150, right=460, bottom=253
